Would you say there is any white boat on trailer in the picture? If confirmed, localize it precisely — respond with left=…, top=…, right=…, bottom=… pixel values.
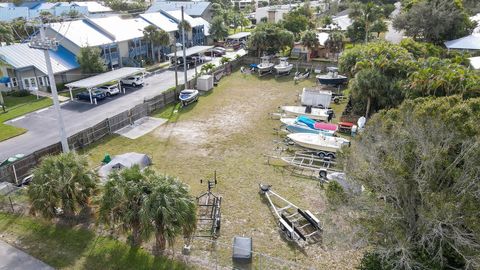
left=257, top=56, right=274, bottom=76
left=274, top=57, right=293, bottom=76
left=179, top=89, right=199, bottom=106
left=287, top=133, right=350, bottom=156
left=281, top=105, right=331, bottom=121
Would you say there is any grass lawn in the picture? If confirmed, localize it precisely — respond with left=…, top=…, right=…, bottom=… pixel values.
left=0, top=212, right=187, bottom=270
left=0, top=95, right=52, bottom=142
left=79, top=71, right=361, bottom=269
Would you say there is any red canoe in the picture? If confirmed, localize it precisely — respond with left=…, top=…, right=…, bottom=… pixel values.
left=314, top=122, right=338, bottom=131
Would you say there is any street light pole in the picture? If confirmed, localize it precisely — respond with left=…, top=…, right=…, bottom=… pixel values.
left=30, top=25, right=69, bottom=153
left=181, top=6, right=188, bottom=88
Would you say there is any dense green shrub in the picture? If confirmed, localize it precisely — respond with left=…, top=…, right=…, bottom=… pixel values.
left=325, top=181, right=347, bottom=205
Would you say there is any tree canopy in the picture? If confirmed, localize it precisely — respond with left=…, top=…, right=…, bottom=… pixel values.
left=28, top=152, right=97, bottom=219
left=77, top=46, right=106, bottom=74
left=210, top=16, right=229, bottom=41
left=347, top=96, right=480, bottom=269
left=248, top=23, right=294, bottom=56
left=393, top=0, right=476, bottom=44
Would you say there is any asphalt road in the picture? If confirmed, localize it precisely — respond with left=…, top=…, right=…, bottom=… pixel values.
left=0, top=240, right=53, bottom=270
left=0, top=50, right=246, bottom=161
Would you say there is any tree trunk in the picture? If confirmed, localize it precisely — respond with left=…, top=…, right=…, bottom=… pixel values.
left=365, top=96, right=371, bottom=119
left=154, top=229, right=167, bottom=256
left=151, top=43, right=155, bottom=62
left=157, top=47, right=161, bottom=62
left=131, top=222, right=142, bottom=247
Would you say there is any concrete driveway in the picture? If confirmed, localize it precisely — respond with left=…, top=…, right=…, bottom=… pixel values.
left=0, top=240, right=53, bottom=270
left=0, top=50, right=246, bottom=161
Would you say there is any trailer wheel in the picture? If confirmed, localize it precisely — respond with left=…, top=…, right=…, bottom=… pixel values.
left=334, top=97, right=340, bottom=104
left=279, top=222, right=285, bottom=231
left=326, top=153, right=335, bottom=159
left=319, top=170, right=327, bottom=179
left=285, top=230, right=292, bottom=239
left=318, top=152, right=326, bottom=158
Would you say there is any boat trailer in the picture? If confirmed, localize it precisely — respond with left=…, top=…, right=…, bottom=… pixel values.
left=194, top=171, right=222, bottom=239
left=280, top=152, right=341, bottom=179
left=259, top=184, right=322, bottom=244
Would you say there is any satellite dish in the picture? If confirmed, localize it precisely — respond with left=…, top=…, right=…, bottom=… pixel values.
left=357, top=116, right=366, bottom=129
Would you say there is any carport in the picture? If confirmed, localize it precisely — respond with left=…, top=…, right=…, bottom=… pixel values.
left=65, top=67, right=146, bottom=104
left=166, top=45, right=213, bottom=59
left=226, top=32, right=251, bottom=43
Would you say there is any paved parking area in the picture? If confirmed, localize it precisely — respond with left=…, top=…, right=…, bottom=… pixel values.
left=0, top=50, right=246, bottom=161
left=0, top=241, right=53, bottom=270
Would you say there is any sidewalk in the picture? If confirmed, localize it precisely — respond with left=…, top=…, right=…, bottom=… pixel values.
left=0, top=240, right=53, bottom=270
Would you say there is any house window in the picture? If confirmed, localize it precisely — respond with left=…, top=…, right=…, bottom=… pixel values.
left=22, top=77, right=37, bottom=89
left=11, top=77, right=18, bottom=87
left=23, top=78, right=30, bottom=88
left=38, top=76, right=50, bottom=87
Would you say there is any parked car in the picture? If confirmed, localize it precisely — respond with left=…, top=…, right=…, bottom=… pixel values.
left=172, top=56, right=197, bottom=69
left=205, top=48, right=225, bottom=57
left=76, top=90, right=106, bottom=101
left=214, top=46, right=227, bottom=53
left=120, top=75, right=144, bottom=87
left=95, top=83, right=120, bottom=96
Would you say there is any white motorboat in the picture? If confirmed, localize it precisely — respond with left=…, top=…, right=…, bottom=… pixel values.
left=256, top=56, right=274, bottom=75
left=287, top=133, right=350, bottom=153
left=274, top=57, right=293, bottom=75
left=281, top=105, right=331, bottom=121
left=179, top=89, right=199, bottom=106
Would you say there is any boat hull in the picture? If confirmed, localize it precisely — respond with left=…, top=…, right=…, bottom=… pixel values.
left=179, top=89, right=199, bottom=105
left=316, top=76, right=348, bottom=86
left=287, top=133, right=349, bottom=153
left=281, top=106, right=329, bottom=121
left=274, top=65, right=293, bottom=74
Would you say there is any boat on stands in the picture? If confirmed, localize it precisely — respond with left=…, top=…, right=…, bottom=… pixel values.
left=316, top=67, right=348, bottom=86
left=274, top=57, right=293, bottom=76
left=281, top=106, right=331, bottom=122
left=287, top=133, right=350, bottom=154
left=280, top=116, right=337, bottom=136
left=256, top=56, right=274, bottom=76
left=179, top=89, right=199, bottom=106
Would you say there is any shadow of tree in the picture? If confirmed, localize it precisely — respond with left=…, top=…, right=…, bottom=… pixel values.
left=18, top=222, right=95, bottom=268
left=82, top=239, right=187, bottom=270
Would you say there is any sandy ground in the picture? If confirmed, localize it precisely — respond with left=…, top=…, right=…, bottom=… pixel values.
left=82, top=71, right=365, bottom=269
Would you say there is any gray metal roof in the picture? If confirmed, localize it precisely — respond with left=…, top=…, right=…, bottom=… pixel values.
left=65, top=67, right=145, bottom=88
left=227, top=32, right=251, bottom=40
left=166, top=45, right=212, bottom=57
left=147, top=1, right=211, bottom=17
left=140, top=12, right=179, bottom=32
left=0, top=43, right=79, bottom=75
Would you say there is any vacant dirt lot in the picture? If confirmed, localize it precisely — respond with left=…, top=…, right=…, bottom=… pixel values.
left=83, top=71, right=364, bottom=269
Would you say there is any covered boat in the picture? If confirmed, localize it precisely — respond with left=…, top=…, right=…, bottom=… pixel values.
left=179, top=89, right=199, bottom=106
left=274, top=57, right=293, bottom=75
left=280, top=116, right=337, bottom=136
left=257, top=56, right=274, bottom=75
left=281, top=105, right=331, bottom=121
left=287, top=133, right=350, bottom=153
left=316, top=67, right=347, bottom=86
left=98, top=152, right=152, bottom=179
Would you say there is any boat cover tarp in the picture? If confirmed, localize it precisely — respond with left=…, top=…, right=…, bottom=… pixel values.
left=98, top=152, right=151, bottom=178
left=297, top=116, right=337, bottom=131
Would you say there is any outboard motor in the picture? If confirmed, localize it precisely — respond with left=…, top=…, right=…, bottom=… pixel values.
left=305, top=105, right=312, bottom=114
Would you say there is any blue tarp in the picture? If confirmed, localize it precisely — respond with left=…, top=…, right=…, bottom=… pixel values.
left=297, top=115, right=316, bottom=129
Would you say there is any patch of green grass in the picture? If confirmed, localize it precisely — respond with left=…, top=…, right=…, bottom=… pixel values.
left=0, top=212, right=187, bottom=270
left=0, top=95, right=52, bottom=141
left=151, top=101, right=198, bottom=123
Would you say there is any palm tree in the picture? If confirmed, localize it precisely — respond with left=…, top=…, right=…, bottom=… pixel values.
left=98, top=166, right=153, bottom=247
left=28, top=152, right=97, bottom=219
left=301, top=30, right=319, bottom=61
left=349, top=2, right=383, bottom=43
left=210, top=16, right=229, bottom=42
left=0, top=22, right=14, bottom=45
left=143, top=25, right=158, bottom=61
left=143, top=25, right=169, bottom=62
left=143, top=174, right=196, bottom=256
left=350, top=68, right=389, bottom=118
left=325, top=31, right=345, bottom=61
